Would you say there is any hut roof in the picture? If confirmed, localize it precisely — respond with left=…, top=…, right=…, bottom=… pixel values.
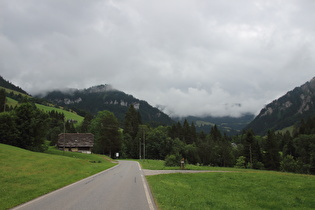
left=57, top=133, right=94, bottom=147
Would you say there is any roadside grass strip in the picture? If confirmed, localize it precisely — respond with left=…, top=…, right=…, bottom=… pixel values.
left=138, top=159, right=245, bottom=172
left=0, top=144, right=116, bottom=209
left=137, top=159, right=315, bottom=209
left=146, top=171, right=315, bottom=210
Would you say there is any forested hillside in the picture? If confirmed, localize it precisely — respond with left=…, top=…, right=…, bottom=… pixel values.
left=41, top=85, right=173, bottom=126
left=0, top=76, right=29, bottom=95
left=174, top=114, right=254, bottom=136
left=246, top=77, right=315, bottom=135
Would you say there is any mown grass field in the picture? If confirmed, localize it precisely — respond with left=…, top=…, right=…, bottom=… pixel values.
left=0, top=144, right=116, bottom=210
left=139, top=160, right=315, bottom=210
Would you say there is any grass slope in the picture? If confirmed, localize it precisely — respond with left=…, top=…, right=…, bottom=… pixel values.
left=4, top=99, right=84, bottom=125
left=0, top=144, right=116, bottom=209
left=35, top=103, right=84, bottom=123
left=0, top=87, right=30, bottom=98
left=6, top=97, right=18, bottom=107
left=2, top=86, right=84, bottom=124
left=140, top=160, right=315, bottom=210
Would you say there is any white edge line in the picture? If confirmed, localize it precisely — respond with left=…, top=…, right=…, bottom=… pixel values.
left=12, top=163, right=120, bottom=210
left=137, top=162, right=155, bottom=210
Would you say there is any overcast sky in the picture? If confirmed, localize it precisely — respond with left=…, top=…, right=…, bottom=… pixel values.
left=1, top=0, right=315, bottom=117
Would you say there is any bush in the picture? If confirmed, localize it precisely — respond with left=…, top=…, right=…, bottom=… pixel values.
left=165, top=154, right=180, bottom=167
left=280, top=155, right=311, bottom=174
left=235, top=156, right=246, bottom=168
left=280, top=155, right=298, bottom=173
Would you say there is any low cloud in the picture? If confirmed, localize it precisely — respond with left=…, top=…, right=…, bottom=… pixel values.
left=1, top=0, right=315, bottom=117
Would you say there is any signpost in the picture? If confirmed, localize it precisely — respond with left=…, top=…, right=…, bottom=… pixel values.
left=180, top=158, right=185, bottom=170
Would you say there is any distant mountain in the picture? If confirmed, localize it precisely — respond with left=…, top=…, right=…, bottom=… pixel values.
left=0, top=75, right=29, bottom=95
left=40, top=85, right=174, bottom=126
left=173, top=114, right=255, bottom=135
left=245, top=77, right=315, bottom=135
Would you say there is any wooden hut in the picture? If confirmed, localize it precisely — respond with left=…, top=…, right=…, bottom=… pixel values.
left=57, top=133, right=94, bottom=154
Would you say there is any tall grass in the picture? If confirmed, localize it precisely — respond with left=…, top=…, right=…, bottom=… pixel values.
left=0, top=144, right=116, bottom=209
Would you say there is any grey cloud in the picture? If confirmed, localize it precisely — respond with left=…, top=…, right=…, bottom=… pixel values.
left=1, top=0, right=314, bottom=117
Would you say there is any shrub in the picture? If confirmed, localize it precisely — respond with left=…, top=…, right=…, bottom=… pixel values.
left=235, top=156, right=246, bottom=168
left=165, top=154, right=180, bottom=167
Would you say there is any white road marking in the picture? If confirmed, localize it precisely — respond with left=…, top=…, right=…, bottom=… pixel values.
left=137, top=162, right=155, bottom=210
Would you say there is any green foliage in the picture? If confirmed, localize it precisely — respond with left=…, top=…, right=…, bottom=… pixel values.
left=0, top=112, right=19, bottom=145
left=293, top=134, right=315, bottom=173
left=146, top=126, right=180, bottom=160
left=263, top=130, right=281, bottom=170
left=14, top=103, right=49, bottom=151
left=0, top=103, right=49, bottom=152
left=165, top=154, right=181, bottom=167
left=235, top=156, right=246, bottom=168
left=123, top=105, right=141, bottom=139
left=281, top=155, right=300, bottom=173
left=90, top=110, right=122, bottom=157
left=0, top=88, right=6, bottom=112
left=79, top=113, right=94, bottom=133
left=121, top=105, right=143, bottom=158
left=184, top=144, right=200, bottom=164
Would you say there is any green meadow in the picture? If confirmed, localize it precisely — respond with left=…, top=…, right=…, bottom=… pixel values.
left=6, top=97, right=18, bottom=107
left=35, top=103, right=84, bottom=123
left=5, top=95, right=84, bottom=124
left=0, top=144, right=116, bottom=209
left=140, top=160, right=315, bottom=210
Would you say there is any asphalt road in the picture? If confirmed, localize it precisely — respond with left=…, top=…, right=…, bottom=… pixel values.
left=13, top=161, right=156, bottom=210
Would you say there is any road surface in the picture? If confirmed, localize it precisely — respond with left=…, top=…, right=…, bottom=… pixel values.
left=13, top=161, right=156, bottom=210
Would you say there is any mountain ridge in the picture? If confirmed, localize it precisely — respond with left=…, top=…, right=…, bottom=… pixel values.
left=245, top=77, right=315, bottom=135
left=0, top=76, right=29, bottom=96
left=40, top=84, right=174, bottom=126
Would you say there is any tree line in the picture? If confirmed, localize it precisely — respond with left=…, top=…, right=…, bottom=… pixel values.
left=1, top=91, right=314, bottom=174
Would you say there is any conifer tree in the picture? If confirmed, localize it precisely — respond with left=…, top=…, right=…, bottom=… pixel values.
left=264, top=130, right=280, bottom=170
left=0, top=89, right=6, bottom=112
left=123, top=105, right=141, bottom=139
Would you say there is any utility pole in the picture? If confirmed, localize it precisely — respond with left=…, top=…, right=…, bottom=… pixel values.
left=139, top=138, right=141, bottom=160
left=3, top=97, right=6, bottom=112
left=143, top=129, right=145, bottom=160
left=63, top=121, right=66, bottom=155
left=249, top=144, right=253, bottom=169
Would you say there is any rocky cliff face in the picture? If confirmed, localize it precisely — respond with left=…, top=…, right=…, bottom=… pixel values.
left=246, top=77, right=315, bottom=135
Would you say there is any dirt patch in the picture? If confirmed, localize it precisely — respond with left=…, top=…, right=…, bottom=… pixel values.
left=143, top=169, right=232, bottom=176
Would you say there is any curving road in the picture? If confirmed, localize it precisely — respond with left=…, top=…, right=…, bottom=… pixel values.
left=13, top=161, right=156, bottom=210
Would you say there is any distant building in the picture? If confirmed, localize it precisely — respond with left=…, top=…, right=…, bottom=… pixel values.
left=57, top=133, right=94, bottom=154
